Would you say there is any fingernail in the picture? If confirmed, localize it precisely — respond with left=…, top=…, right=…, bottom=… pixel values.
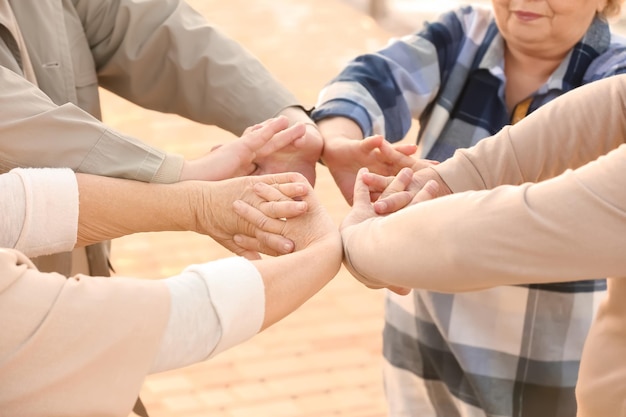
left=296, top=202, right=307, bottom=211
left=374, top=201, right=387, bottom=212
left=234, top=235, right=243, bottom=244
left=283, top=242, right=294, bottom=252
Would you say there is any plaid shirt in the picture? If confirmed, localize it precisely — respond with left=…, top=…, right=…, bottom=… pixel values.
left=313, top=6, right=626, bottom=417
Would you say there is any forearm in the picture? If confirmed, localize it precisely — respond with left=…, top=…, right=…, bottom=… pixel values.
left=345, top=145, right=626, bottom=291
left=153, top=239, right=343, bottom=371
left=317, top=116, right=364, bottom=164
left=434, top=74, right=626, bottom=192
left=152, top=257, right=265, bottom=372
left=253, top=237, right=342, bottom=330
left=317, top=116, right=364, bottom=141
left=76, top=174, right=200, bottom=246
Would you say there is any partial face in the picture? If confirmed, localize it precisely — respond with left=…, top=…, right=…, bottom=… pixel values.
left=492, top=0, right=606, bottom=57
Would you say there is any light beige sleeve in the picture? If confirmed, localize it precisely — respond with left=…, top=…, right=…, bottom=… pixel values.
left=74, top=0, right=300, bottom=135
left=343, top=143, right=626, bottom=291
left=0, top=249, right=170, bottom=416
left=0, top=66, right=184, bottom=183
left=433, top=74, right=626, bottom=192
left=0, top=168, right=78, bottom=257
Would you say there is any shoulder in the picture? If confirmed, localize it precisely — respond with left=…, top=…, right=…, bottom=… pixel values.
left=584, top=32, right=626, bottom=81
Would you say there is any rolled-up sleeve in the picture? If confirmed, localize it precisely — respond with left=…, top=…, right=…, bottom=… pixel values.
left=0, top=168, right=78, bottom=257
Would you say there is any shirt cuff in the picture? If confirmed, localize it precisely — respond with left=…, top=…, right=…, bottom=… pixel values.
left=187, top=257, right=265, bottom=358
left=13, top=168, right=78, bottom=257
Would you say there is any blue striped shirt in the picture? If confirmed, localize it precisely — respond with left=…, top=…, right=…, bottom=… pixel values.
left=313, top=6, right=626, bottom=417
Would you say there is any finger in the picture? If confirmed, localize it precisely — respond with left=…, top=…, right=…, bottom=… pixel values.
left=378, top=140, right=417, bottom=167
left=233, top=200, right=290, bottom=235
left=372, top=168, right=415, bottom=214
left=387, top=285, right=412, bottom=295
left=234, top=233, right=295, bottom=256
left=242, top=122, right=265, bottom=135
left=378, top=167, right=414, bottom=199
left=256, top=171, right=309, bottom=186
left=253, top=181, right=309, bottom=201
left=361, top=172, right=394, bottom=194
left=394, top=144, right=418, bottom=156
left=259, top=200, right=308, bottom=219
left=241, top=116, right=291, bottom=152
left=359, top=135, right=384, bottom=152
left=254, top=123, right=306, bottom=158
left=351, top=167, right=373, bottom=208
left=232, top=245, right=263, bottom=261
left=411, top=179, right=440, bottom=205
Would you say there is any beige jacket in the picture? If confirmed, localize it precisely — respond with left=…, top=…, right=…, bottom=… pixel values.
left=0, top=0, right=302, bottom=275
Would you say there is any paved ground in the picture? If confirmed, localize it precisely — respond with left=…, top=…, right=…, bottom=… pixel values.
left=106, top=1, right=395, bottom=416
left=102, top=1, right=626, bottom=417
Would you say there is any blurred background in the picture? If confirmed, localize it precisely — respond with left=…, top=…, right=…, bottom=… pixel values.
left=104, top=1, right=626, bottom=417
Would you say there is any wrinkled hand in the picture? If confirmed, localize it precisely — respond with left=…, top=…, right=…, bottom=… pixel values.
left=252, top=123, right=323, bottom=187
left=363, top=166, right=452, bottom=214
left=339, top=168, right=411, bottom=295
left=180, top=116, right=307, bottom=181
left=192, top=172, right=313, bottom=259
left=232, top=175, right=340, bottom=255
left=321, top=134, right=417, bottom=205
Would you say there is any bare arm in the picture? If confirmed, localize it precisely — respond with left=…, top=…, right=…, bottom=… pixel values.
left=76, top=172, right=312, bottom=257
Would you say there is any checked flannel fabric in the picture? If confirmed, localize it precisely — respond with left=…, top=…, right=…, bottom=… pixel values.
left=383, top=283, right=607, bottom=417
left=312, top=5, right=626, bottom=417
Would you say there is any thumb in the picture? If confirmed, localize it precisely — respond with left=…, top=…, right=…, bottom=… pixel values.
left=352, top=167, right=372, bottom=208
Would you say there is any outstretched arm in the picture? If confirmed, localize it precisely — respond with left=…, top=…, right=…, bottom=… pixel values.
left=342, top=143, right=626, bottom=292
left=76, top=171, right=312, bottom=258
left=0, top=175, right=342, bottom=417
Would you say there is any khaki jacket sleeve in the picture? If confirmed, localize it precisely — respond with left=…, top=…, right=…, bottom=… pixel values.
left=73, top=0, right=299, bottom=135
left=0, top=66, right=184, bottom=182
left=433, top=74, right=626, bottom=192
left=0, top=249, right=170, bottom=416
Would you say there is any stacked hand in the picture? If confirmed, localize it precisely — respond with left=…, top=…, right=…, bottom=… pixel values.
left=340, top=167, right=451, bottom=294
left=180, top=116, right=315, bottom=182
left=190, top=172, right=314, bottom=259
left=321, top=134, right=418, bottom=205
left=231, top=173, right=341, bottom=258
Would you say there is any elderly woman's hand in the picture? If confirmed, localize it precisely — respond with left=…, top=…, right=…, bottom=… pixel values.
left=363, top=166, right=451, bottom=214
left=230, top=173, right=342, bottom=260
left=192, top=172, right=314, bottom=259
left=321, top=134, right=418, bottom=205
left=180, top=116, right=307, bottom=182
left=339, top=168, right=411, bottom=295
